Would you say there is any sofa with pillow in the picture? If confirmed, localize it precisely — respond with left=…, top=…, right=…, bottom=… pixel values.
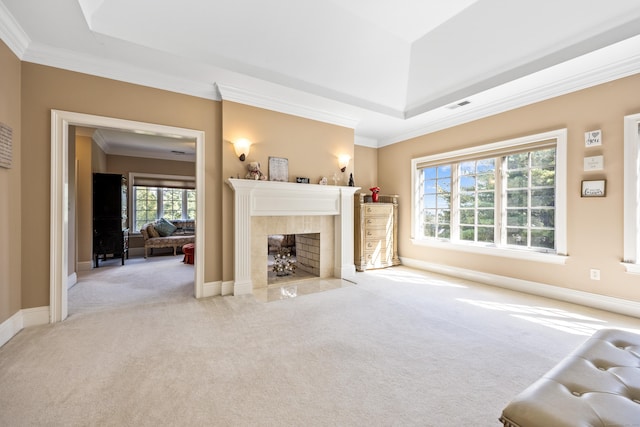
left=140, top=218, right=195, bottom=258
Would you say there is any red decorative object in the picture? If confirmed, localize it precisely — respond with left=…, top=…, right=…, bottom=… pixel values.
left=369, top=186, right=380, bottom=202
left=182, top=243, right=195, bottom=264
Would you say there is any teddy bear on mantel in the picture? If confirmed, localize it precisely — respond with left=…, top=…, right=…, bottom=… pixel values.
left=245, top=161, right=267, bottom=180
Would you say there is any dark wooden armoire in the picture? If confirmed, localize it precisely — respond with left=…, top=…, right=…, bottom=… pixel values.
left=93, top=173, right=129, bottom=267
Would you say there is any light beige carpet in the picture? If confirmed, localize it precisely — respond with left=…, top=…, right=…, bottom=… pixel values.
left=1, top=258, right=640, bottom=426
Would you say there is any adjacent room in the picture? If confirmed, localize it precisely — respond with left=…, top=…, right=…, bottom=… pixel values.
left=2, top=1, right=640, bottom=425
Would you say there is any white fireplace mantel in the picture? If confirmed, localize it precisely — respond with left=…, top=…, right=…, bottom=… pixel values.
left=226, top=179, right=360, bottom=295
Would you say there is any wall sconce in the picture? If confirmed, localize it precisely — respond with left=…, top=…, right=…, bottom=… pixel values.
left=338, top=154, right=351, bottom=172
left=233, top=138, right=251, bottom=161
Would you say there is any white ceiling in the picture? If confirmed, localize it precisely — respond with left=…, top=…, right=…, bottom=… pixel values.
left=2, top=0, right=640, bottom=157
left=76, top=127, right=197, bottom=162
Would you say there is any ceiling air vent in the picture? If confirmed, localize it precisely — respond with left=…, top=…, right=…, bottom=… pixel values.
left=446, top=100, right=471, bottom=110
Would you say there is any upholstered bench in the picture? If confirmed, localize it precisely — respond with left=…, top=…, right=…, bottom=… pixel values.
left=499, top=328, right=640, bottom=427
left=140, top=219, right=195, bottom=258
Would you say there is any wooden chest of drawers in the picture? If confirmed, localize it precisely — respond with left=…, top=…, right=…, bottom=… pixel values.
left=354, top=193, right=400, bottom=271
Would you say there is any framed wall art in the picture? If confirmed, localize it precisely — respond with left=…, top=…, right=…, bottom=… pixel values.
left=581, top=179, right=606, bottom=197
left=268, top=157, right=288, bottom=182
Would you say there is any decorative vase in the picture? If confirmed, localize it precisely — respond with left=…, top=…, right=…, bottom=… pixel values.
left=369, top=186, right=380, bottom=202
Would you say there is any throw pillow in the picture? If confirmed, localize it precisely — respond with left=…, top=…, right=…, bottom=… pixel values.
left=154, top=218, right=177, bottom=237
left=147, top=224, right=160, bottom=238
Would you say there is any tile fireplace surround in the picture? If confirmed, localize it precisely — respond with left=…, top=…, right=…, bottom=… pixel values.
left=227, top=179, right=360, bottom=295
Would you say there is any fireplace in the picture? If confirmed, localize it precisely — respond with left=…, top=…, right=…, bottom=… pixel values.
left=268, top=233, right=321, bottom=283
left=227, top=179, right=359, bottom=295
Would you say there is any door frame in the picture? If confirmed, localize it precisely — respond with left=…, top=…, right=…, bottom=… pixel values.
left=50, top=110, right=206, bottom=322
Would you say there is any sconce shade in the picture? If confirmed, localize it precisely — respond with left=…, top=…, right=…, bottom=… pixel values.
left=338, top=154, right=351, bottom=172
left=233, top=138, right=251, bottom=161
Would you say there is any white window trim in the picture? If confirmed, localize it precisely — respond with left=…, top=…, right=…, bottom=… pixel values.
left=410, top=129, right=567, bottom=264
left=623, top=113, right=640, bottom=274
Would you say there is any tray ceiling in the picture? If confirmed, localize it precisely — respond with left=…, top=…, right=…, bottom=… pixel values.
left=2, top=0, right=640, bottom=151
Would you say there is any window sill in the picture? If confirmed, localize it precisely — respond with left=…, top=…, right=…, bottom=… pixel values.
left=411, top=238, right=568, bottom=265
left=621, top=262, right=640, bottom=275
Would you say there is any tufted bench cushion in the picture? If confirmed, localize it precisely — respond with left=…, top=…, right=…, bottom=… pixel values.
left=499, top=328, right=640, bottom=427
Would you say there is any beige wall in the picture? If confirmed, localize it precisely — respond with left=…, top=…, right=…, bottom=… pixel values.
left=354, top=144, right=378, bottom=192
left=76, top=135, right=93, bottom=266
left=106, top=154, right=196, bottom=177
left=68, top=127, right=77, bottom=276
left=8, top=45, right=640, bottom=318
left=0, top=41, right=21, bottom=324
left=20, top=62, right=222, bottom=308
left=378, top=74, right=640, bottom=303
left=221, top=101, right=355, bottom=281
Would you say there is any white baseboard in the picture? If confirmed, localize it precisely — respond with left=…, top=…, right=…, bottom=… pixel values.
left=22, top=306, right=50, bottom=327
left=203, top=281, right=221, bottom=298
left=222, top=281, right=234, bottom=296
left=0, top=306, right=50, bottom=348
left=0, top=310, right=22, bottom=348
left=233, top=281, right=253, bottom=296
left=400, top=257, right=640, bottom=319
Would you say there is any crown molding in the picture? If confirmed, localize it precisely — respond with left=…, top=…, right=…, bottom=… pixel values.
left=354, top=135, right=378, bottom=148
left=378, top=47, right=640, bottom=147
left=91, top=128, right=107, bottom=152
left=22, top=42, right=221, bottom=101
left=0, top=1, right=30, bottom=58
left=216, top=83, right=359, bottom=129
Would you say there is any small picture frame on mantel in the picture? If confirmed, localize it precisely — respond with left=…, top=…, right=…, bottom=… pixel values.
left=268, top=156, right=288, bottom=182
left=581, top=179, right=606, bottom=197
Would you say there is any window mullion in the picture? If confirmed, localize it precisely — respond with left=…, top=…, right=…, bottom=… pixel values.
left=451, top=164, right=460, bottom=242
left=157, top=189, right=164, bottom=218
left=497, top=156, right=506, bottom=246
left=527, top=152, right=533, bottom=248
left=182, top=189, right=188, bottom=219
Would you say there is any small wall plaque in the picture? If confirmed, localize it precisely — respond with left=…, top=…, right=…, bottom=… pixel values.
left=581, top=180, right=606, bottom=197
left=585, top=129, right=602, bottom=147
left=296, top=177, right=310, bottom=183
left=0, top=122, right=12, bottom=169
left=584, top=155, right=604, bottom=171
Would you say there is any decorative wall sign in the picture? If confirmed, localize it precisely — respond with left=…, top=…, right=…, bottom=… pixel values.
left=584, top=129, right=602, bottom=147
left=581, top=180, right=606, bottom=197
left=268, top=157, right=289, bottom=182
left=584, top=155, right=604, bottom=171
left=296, top=177, right=310, bottom=183
left=0, top=122, right=12, bottom=169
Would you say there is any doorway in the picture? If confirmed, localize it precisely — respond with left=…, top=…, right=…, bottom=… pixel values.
left=50, top=110, right=206, bottom=322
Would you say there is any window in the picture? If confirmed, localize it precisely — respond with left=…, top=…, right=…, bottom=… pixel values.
left=130, top=173, right=196, bottom=232
left=623, top=113, right=640, bottom=273
left=412, top=130, right=567, bottom=261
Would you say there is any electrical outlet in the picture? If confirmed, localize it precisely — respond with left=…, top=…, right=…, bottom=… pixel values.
left=590, top=269, right=601, bottom=280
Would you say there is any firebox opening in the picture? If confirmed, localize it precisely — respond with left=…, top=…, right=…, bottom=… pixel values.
left=268, top=233, right=320, bottom=285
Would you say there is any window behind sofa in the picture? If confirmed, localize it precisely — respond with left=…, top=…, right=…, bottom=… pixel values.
left=130, top=173, right=196, bottom=231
